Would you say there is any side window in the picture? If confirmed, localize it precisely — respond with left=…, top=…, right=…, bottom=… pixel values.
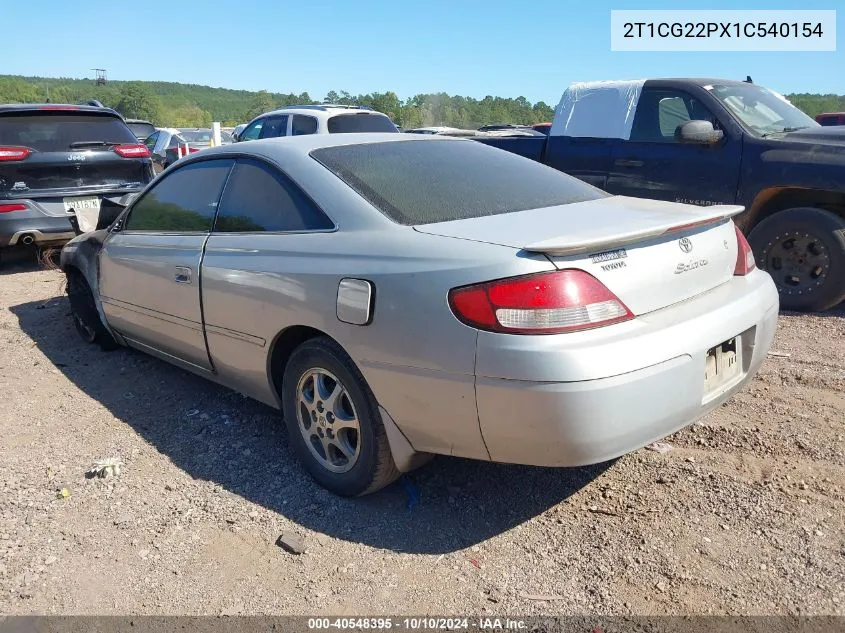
left=630, top=89, right=719, bottom=143
left=657, top=97, right=691, bottom=137
left=292, top=115, right=318, bottom=136
left=143, top=131, right=159, bottom=149
left=166, top=133, right=182, bottom=149
left=239, top=119, right=264, bottom=142
left=259, top=115, right=288, bottom=138
left=215, top=158, right=334, bottom=232
left=125, top=160, right=233, bottom=233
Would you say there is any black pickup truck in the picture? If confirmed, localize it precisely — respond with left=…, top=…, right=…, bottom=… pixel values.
left=475, top=78, right=845, bottom=312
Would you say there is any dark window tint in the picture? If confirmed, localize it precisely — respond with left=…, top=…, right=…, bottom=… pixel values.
left=311, top=140, right=606, bottom=225
left=292, top=115, right=318, bottom=136
left=215, top=158, right=333, bottom=232
left=630, top=89, right=718, bottom=143
left=0, top=113, right=137, bottom=151
left=327, top=113, right=397, bottom=133
left=126, top=159, right=232, bottom=232
left=127, top=121, right=156, bottom=140
left=259, top=115, right=288, bottom=138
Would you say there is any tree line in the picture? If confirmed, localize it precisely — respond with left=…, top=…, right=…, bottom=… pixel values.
left=1, top=75, right=841, bottom=130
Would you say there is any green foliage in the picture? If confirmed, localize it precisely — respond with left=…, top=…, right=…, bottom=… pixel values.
left=115, top=82, right=162, bottom=121
left=1, top=75, right=840, bottom=129
left=787, top=94, right=845, bottom=118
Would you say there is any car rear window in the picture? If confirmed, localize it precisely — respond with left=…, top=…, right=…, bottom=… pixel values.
left=311, top=139, right=608, bottom=225
left=327, top=113, right=397, bottom=134
left=127, top=121, right=155, bottom=139
left=0, top=113, right=137, bottom=152
left=179, top=129, right=213, bottom=142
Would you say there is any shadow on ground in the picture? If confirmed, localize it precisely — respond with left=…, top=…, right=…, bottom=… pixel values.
left=0, top=246, right=61, bottom=276
left=11, top=295, right=611, bottom=554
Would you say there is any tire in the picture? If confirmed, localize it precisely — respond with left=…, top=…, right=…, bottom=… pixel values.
left=281, top=336, right=399, bottom=497
left=65, top=271, right=119, bottom=351
left=748, top=207, right=845, bottom=312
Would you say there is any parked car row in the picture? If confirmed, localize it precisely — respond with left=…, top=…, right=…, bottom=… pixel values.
left=143, top=127, right=233, bottom=174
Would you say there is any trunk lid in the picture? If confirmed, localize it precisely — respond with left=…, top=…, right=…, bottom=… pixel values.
left=0, top=110, right=149, bottom=200
left=415, top=195, right=743, bottom=315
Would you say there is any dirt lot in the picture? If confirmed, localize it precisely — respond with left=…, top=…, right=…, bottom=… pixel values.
left=0, top=260, right=842, bottom=616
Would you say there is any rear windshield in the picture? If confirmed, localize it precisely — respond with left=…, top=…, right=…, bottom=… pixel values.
left=0, top=113, right=137, bottom=152
left=327, top=113, right=397, bottom=134
left=127, top=121, right=155, bottom=138
left=178, top=129, right=213, bottom=142
left=311, top=139, right=607, bottom=225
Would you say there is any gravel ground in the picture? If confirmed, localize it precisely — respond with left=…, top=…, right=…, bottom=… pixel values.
left=0, top=260, right=842, bottom=616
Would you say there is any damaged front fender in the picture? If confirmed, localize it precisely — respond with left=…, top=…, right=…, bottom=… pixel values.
left=60, top=230, right=123, bottom=346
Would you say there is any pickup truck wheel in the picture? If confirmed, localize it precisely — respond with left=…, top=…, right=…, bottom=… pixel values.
left=281, top=337, right=399, bottom=497
left=66, top=271, right=119, bottom=351
left=748, top=207, right=845, bottom=312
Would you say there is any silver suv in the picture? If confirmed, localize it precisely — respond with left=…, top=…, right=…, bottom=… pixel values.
left=234, top=104, right=397, bottom=142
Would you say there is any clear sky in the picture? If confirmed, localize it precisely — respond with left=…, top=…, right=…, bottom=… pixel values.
left=4, top=0, right=842, bottom=104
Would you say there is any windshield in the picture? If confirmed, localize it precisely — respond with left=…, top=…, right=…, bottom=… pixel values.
left=706, top=84, right=818, bottom=136
left=311, top=139, right=607, bottom=225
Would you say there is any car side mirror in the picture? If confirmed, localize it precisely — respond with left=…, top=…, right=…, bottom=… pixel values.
left=232, top=133, right=240, bottom=142
left=676, top=120, right=724, bottom=145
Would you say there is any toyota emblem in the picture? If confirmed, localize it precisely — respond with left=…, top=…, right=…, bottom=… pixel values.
left=679, top=237, right=693, bottom=253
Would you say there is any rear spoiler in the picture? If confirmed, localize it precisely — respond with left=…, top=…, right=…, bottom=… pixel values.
left=523, top=204, right=744, bottom=256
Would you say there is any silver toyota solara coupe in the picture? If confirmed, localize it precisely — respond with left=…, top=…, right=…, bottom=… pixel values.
left=61, top=133, right=779, bottom=496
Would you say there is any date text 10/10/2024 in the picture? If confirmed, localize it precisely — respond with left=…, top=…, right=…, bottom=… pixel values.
left=307, top=618, right=528, bottom=630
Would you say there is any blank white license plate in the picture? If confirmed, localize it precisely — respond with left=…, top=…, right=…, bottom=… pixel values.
left=704, top=337, right=741, bottom=396
left=64, top=196, right=101, bottom=233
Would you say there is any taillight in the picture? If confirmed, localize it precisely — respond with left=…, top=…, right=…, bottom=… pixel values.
left=0, top=146, right=31, bottom=161
left=0, top=203, right=27, bottom=213
left=114, top=144, right=150, bottom=158
left=734, top=224, right=756, bottom=275
left=448, top=269, right=634, bottom=334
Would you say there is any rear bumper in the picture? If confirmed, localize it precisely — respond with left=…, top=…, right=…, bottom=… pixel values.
left=475, top=270, right=779, bottom=467
left=1, top=192, right=136, bottom=248
left=1, top=215, right=75, bottom=247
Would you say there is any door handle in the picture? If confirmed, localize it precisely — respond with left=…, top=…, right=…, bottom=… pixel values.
left=614, top=158, right=644, bottom=168
left=174, top=267, right=192, bottom=284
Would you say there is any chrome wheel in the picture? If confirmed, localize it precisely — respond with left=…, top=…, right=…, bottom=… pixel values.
left=295, top=368, right=361, bottom=473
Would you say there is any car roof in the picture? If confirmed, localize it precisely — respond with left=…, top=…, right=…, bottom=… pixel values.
left=250, top=104, right=387, bottom=120
left=0, top=103, right=123, bottom=116
left=644, top=78, right=758, bottom=88
left=178, top=132, right=456, bottom=163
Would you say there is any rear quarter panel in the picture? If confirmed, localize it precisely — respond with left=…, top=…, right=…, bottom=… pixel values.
left=201, top=228, right=554, bottom=460
left=199, top=149, right=555, bottom=458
